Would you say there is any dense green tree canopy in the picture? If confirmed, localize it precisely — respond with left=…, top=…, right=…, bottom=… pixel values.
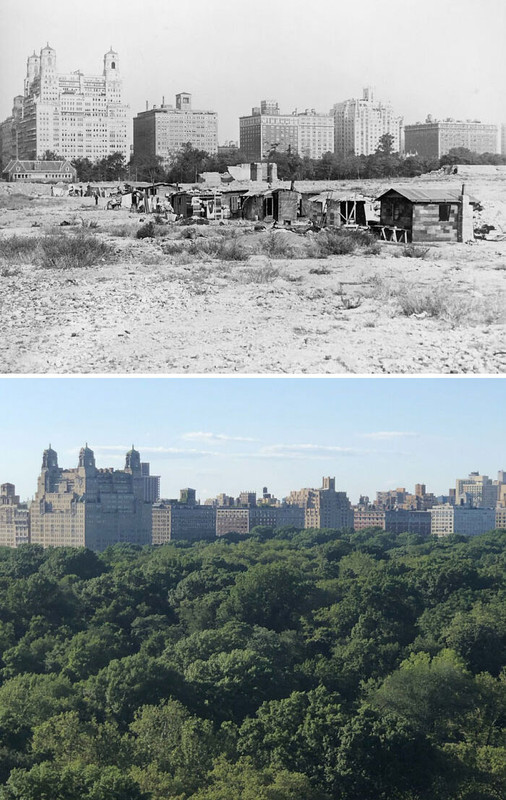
left=0, top=528, right=504, bottom=798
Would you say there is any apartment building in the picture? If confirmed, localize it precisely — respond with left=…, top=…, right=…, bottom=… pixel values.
left=353, top=508, right=431, bottom=535
left=430, top=504, right=496, bottom=537
left=332, top=87, right=403, bottom=157
left=7, top=45, right=129, bottom=161
left=141, top=462, right=161, bottom=503
left=239, top=99, right=334, bottom=161
left=152, top=489, right=216, bottom=543
left=285, top=477, right=353, bottom=530
left=29, top=445, right=151, bottom=551
left=0, top=484, right=29, bottom=548
left=455, top=472, right=498, bottom=508
left=133, top=93, right=218, bottom=166
left=216, top=503, right=305, bottom=536
left=404, top=117, right=499, bottom=159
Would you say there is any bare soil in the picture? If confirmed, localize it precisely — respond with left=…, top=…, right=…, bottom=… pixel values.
left=1, top=177, right=506, bottom=374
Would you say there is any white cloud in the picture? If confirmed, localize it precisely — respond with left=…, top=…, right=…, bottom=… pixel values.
left=181, top=432, right=258, bottom=443
left=360, top=431, right=420, bottom=440
left=258, top=443, right=364, bottom=458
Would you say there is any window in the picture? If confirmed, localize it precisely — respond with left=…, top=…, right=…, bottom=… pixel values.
left=439, top=203, right=451, bottom=221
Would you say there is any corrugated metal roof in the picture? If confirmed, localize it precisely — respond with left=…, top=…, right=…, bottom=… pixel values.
left=377, top=186, right=479, bottom=203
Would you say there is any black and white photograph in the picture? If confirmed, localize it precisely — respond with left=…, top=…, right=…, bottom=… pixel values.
left=0, top=1, right=506, bottom=798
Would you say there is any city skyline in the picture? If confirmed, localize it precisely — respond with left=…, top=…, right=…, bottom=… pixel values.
left=1, top=0, right=505, bottom=148
left=1, top=377, right=505, bottom=503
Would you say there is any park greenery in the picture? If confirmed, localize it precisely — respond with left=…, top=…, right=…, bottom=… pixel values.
left=0, top=525, right=505, bottom=798
left=62, top=139, right=506, bottom=184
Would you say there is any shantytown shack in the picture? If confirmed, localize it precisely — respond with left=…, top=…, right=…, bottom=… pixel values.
left=375, top=185, right=477, bottom=243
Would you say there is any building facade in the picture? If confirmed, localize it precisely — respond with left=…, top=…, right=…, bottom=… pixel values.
left=133, top=93, right=218, bottom=166
left=8, top=45, right=129, bottom=162
left=29, top=445, right=152, bottom=551
left=141, top=462, right=161, bottom=503
left=455, top=472, right=498, bottom=508
left=332, top=87, right=403, bottom=157
left=353, top=508, right=431, bottom=535
left=0, top=484, right=30, bottom=548
left=430, top=504, right=496, bottom=537
left=285, top=477, right=353, bottom=530
left=0, top=96, right=23, bottom=170
left=152, top=489, right=216, bottom=543
left=239, top=100, right=334, bottom=161
left=215, top=503, right=305, bottom=536
left=404, top=118, right=499, bottom=159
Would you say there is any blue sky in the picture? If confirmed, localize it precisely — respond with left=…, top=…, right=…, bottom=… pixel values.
left=1, top=0, right=505, bottom=144
left=0, top=377, right=504, bottom=503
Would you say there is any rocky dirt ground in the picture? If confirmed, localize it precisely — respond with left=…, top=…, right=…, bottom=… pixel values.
left=1, top=176, right=506, bottom=374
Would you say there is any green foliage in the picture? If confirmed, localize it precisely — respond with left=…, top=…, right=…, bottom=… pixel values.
left=0, top=530, right=503, bottom=798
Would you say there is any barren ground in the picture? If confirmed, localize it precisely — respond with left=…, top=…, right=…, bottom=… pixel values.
left=1, top=176, right=506, bottom=374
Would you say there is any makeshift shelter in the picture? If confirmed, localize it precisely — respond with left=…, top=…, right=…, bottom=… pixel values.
left=241, top=187, right=299, bottom=223
left=375, top=185, right=478, bottom=243
left=308, top=192, right=372, bottom=227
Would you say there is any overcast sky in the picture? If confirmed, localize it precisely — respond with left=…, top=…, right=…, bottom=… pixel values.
left=1, top=377, right=505, bottom=504
left=1, top=0, right=505, bottom=146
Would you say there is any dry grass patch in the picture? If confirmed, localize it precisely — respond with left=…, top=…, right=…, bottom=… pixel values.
left=0, top=232, right=116, bottom=269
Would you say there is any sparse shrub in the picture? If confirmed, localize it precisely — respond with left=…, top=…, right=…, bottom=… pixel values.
left=1, top=266, right=21, bottom=277
left=260, top=233, right=295, bottom=259
left=236, top=265, right=281, bottom=283
left=319, top=229, right=358, bottom=255
left=0, top=236, right=39, bottom=262
left=402, top=244, right=430, bottom=259
left=215, top=238, right=249, bottom=261
left=39, top=232, right=116, bottom=269
left=136, top=221, right=156, bottom=239
left=309, top=266, right=330, bottom=275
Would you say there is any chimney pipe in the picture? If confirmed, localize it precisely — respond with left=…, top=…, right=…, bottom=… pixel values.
left=145, top=100, right=148, bottom=111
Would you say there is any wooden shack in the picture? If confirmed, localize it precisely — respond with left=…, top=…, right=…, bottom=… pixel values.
left=241, top=188, right=299, bottom=223
left=308, top=192, right=370, bottom=227
left=376, top=186, right=477, bottom=243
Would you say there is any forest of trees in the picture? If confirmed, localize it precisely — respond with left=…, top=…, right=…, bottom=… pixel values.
left=0, top=526, right=505, bottom=799
left=67, top=140, right=506, bottom=183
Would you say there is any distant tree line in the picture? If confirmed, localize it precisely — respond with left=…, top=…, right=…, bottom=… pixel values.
left=36, top=139, right=506, bottom=184
left=0, top=526, right=505, bottom=798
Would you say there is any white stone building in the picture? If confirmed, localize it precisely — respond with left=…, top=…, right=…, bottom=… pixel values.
left=14, top=44, right=129, bottom=161
left=332, top=87, right=403, bottom=157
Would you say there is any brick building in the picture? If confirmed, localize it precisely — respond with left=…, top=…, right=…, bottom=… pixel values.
left=133, top=93, right=218, bottom=166
left=404, top=117, right=498, bottom=159
left=285, top=477, right=353, bottom=530
left=239, top=99, right=334, bottom=161
left=152, top=489, right=216, bottom=543
left=0, top=484, right=29, bottom=548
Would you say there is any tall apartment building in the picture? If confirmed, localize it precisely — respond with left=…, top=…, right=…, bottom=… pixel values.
left=133, top=93, right=218, bottom=166
left=6, top=44, right=129, bottom=161
left=404, top=117, right=499, bottom=159
left=141, top=462, right=160, bottom=503
left=152, top=489, right=215, bottom=544
left=0, top=484, right=30, bottom=548
left=29, top=445, right=152, bottom=551
left=285, top=477, right=353, bottom=530
left=332, top=87, right=403, bottom=157
left=431, top=504, right=496, bottom=537
left=455, top=472, right=498, bottom=508
left=239, top=99, right=334, bottom=161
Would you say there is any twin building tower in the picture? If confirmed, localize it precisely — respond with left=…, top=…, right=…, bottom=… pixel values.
left=30, top=444, right=152, bottom=550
